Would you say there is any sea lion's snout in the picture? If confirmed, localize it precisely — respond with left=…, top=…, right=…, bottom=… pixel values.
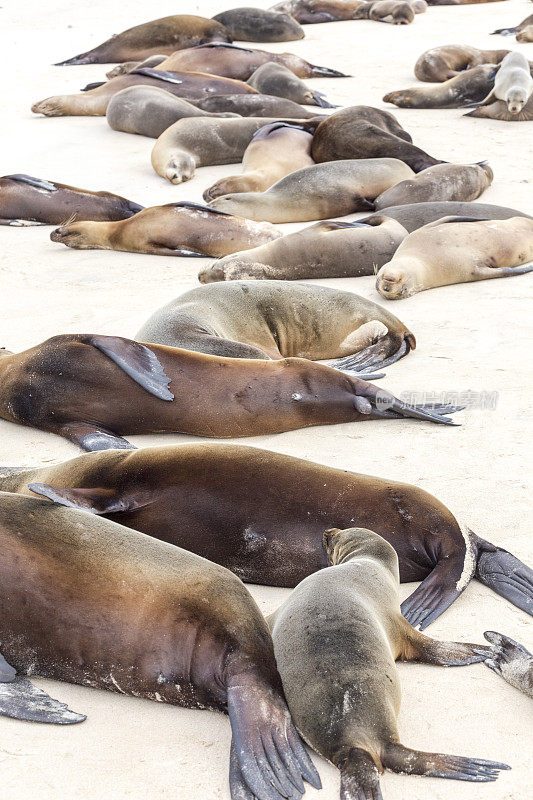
left=50, top=223, right=94, bottom=249
left=376, top=271, right=405, bottom=299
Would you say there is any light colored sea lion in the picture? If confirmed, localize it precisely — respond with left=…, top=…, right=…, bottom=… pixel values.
left=269, top=527, right=509, bottom=799
left=353, top=0, right=416, bottom=24
left=414, top=45, right=511, bottom=82
left=466, top=51, right=533, bottom=117
left=376, top=216, right=533, bottom=299
left=465, top=93, right=533, bottom=120
left=49, top=202, right=280, bottom=257
left=0, top=174, right=143, bottom=227
left=0, top=492, right=320, bottom=800
left=212, top=7, right=305, bottom=41
left=208, top=159, right=414, bottom=222
left=32, top=69, right=257, bottom=118
left=136, top=280, right=415, bottom=368
left=516, top=25, right=533, bottom=43
left=55, top=15, right=232, bottom=66
left=5, top=443, right=532, bottom=627
left=269, top=0, right=365, bottom=23
left=203, top=122, right=314, bottom=202
left=247, top=62, right=337, bottom=107
left=199, top=216, right=408, bottom=282
left=483, top=632, right=533, bottom=698
left=492, top=13, right=533, bottom=37
left=194, top=92, right=320, bottom=117
left=362, top=200, right=532, bottom=232
left=383, top=64, right=496, bottom=108
left=374, top=162, right=493, bottom=209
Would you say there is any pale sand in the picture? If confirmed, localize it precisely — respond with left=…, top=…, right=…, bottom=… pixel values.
left=0, top=0, right=531, bottom=798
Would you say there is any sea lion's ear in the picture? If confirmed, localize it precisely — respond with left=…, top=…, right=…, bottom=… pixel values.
left=0, top=676, right=86, bottom=724
left=27, top=483, right=146, bottom=515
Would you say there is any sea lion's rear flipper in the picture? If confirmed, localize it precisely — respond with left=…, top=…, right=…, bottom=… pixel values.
left=382, top=743, right=509, bottom=782
left=327, top=334, right=414, bottom=376
left=309, top=91, right=338, bottom=109
left=57, top=421, right=137, bottom=452
left=28, top=482, right=148, bottom=515
left=483, top=631, right=533, bottom=698
left=81, top=81, right=106, bottom=92
left=0, top=676, right=86, bottom=725
left=89, top=335, right=174, bottom=400
left=337, top=748, right=383, bottom=800
left=401, top=624, right=491, bottom=666
left=473, top=537, right=533, bottom=616
left=5, top=175, right=58, bottom=191
left=309, top=63, right=351, bottom=78
left=0, top=218, right=45, bottom=227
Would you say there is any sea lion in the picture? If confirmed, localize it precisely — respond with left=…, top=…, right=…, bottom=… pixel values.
left=212, top=7, right=305, bottom=41
left=517, top=25, right=533, bottom=43
left=0, top=174, right=143, bottom=227
left=247, top=62, right=337, bottom=108
left=466, top=52, right=533, bottom=119
left=352, top=0, right=416, bottom=25
left=55, top=15, right=232, bottom=66
left=465, top=94, right=533, bottom=121
left=374, top=162, right=493, bottom=209
left=0, top=492, right=320, bottom=800
left=311, top=106, right=443, bottom=172
left=49, top=202, right=281, bottom=257
left=136, top=281, right=415, bottom=369
left=362, top=200, right=532, bottom=232
left=151, top=116, right=313, bottom=184
left=383, top=65, right=496, bottom=108
left=32, top=69, right=258, bottom=118
left=194, top=93, right=320, bottom=118
left=6, top=443, right=531, bottom=628
left=208, top=159, right=414, bottom=222
left=269, top=527, right=510, bottom=799
left=376, top=216, right=533, bottom=300
left=0, top=334, right=460, bottom=451
left=203, top=122, right=314, bottom=201
left=269, top=0, right=366, bottom=23
left=414, top=45, right=511, bottom=82
left=483, top=632, right=533, bottom=698
left=199, top=216, right=408, bottom=282
left=106, top=55, right=167, bottom=78
left=492, top=13, right=533, bottom=37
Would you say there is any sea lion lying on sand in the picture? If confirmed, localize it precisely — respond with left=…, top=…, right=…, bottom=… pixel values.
left=362, top=201, right=532, bottom=231
left=384, top=65, right=496, bottom=108
left=465, top=52, right=533, bottom=120
left=374, top=162, right=493, bottom=208
left=414, top=45, right=511, bottom=82
left=247, top=62, right=338, bottom=107
left=212, top=7, right=305, bottom=41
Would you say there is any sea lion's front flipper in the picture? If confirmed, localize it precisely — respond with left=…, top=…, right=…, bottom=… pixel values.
left=483, top=631, right=533, bottom=698
left=337, top=748, right=383, bottom=800
left=400, top=551, right=473, bottom=629
left=89, top=335, right=174, bottom=401
left=57, top=421, right=137, bottom=452
left=28, top=482, right=148, bottom=515
left=0, top=676, right=86, bottom=725
left=382, top=743, right=509, bottom=782
left=474, top=539, right=533, bottom=616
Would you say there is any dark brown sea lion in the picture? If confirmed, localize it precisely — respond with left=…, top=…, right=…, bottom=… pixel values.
left=374, top=162, right=493, bottom=208
left=414, top=45, right=510, bottom=82
left=49, top=202, right=280, bottom=257
left=383, top=65, right=496, bottom=108
left=492, top=13, right=533, bottom=36
left=55, top=15, right=232, bottom=66
left=0, top=174, right=143, bottom=227
left=195, top=93, right=320, bottom=117
left=212, top=7, right=305, bottom=41
left=310, top=106, right=443, bottom=173
left=247, top=62, right=337, bottom=107
left=0, top=492, right=320, bottom=800
left=362, top=200, right=532, bottom=232
left=269, top=0, right=365, bottom=23
left=269, top=528, right=509, bottom=799
left=352, top=0, right=416, bottom=24
left=483, top=632, right=533, bottom=698
left=4, top=443, right=530, bottom=629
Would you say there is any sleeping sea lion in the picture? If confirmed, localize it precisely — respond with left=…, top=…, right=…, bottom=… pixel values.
left=517, top=25, right=533, bottom=43
left=194, top=93, right=320, bottom=117
left=383, top=65, right=496, bottom=108
left=55, top=15, right=232, bottom=65
left=0, top=174, right=143, bottom=227
left=212, top=7, right=305, bottom=41
left=483, top=632, right=533, bottom=698
left=352, top=0, right=416, bottom=24
left=5, top=443, right=531, bottom=629
left=465, top=94, right=533, bottom=121
left=414, top=45, right=511, bottom=82
left=247, top=62, right=337, bottom=108
left=269, top=0, right=366, bottom=23
left=362, top=200, right=532, bottom=232
left=198, top=216, right=408, bottom=282
left=0, top=492, right=320, bottom=800
left=376, top=216, right=533, bottom=299
left=465, top=52, right=533, bottom=119
left=374, top=163, right=493, bottom=209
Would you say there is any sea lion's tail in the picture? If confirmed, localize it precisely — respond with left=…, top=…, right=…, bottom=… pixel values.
left=382, top=743, right=509, bottom=783
left=54, top=52, right=98, bottom=66
left=309, top=64, right=351, bottom=78
left=337, top=748, right=382, bottom=800
left=472, top=534, right=533, bottom=617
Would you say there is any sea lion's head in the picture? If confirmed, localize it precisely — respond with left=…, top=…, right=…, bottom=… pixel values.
left=375, top=259, right=418, bottom=300
left=50, top=220, right=108, bottom=250
left=324, top=527, right=398, bottom=571
left=506, top=88, right=528, bottom=115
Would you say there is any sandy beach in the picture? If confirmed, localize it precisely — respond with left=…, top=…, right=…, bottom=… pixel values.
left=0, top=0, right=532, bottom=798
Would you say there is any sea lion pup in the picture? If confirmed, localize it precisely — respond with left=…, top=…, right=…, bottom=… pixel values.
left=465, top=93, right=533, bottom=121
left=492, top=13, right=533, bottom=37
left=199, top=217, right=408, bottom=282
left=414, top=45, right=510, bottom=82
left=362, top=200, right=532, bottom=232
left=383, top=65, right=496, bottom=109
left=352, top=0, right=416, bottom=25
left=516, top=25, right=533, bottom=43
left=376, top=216, right=533, bottom=300
left=0, top=493, right=320, bottom=800
left=311, top=106, right=443, bottom=173
left=49, top=202, right=280, bottom=257
left=32, top=69, right=258, bottom=118
left=203, top=122, right=314, bottom=201
left=0, top=174, right=143, bottom=227
left=466, top=51, right=533, bottom=118
left=269, top=527, right=510, bottom=799
left=136, top=281, right=415, bottom=369
left=374, top=162, right=493, bottom=209
left=0, top=334, right=460, bottom=450
left=247, top=62, right=337, bottom=108
left=483, top=632, right=533, bottom=698
left=208, top=160, right=414, bottom=223
left=55, top=15, right=232, bottom=66
left=212, top=7, right=305, bottom=41
left=194, top=93, right=320, bottom=118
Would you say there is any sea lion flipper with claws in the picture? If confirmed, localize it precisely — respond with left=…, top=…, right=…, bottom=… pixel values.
left=483, top=632, right=533, bottom=698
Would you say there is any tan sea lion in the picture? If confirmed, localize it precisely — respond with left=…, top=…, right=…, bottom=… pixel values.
left=362, top=200, right=532, bottom=232
left=269, top=527, right=509, bottom=799
left=203, top=122, right=314, bottom=201
left=353, top=0, right=416, bottom=24
left=55, top=15, right=232, bottom=66
left=194, top=93, right=320, bottom=117
left=465, top=52, right=533, bottom=118
left=374, top=162, right=493, bottom=209
left=465, top=94, right=533, bottom=120
left=492, top=13, right=533, bottom=37
left=0, top=174, right=143, bottom=227
left=208, top=159, right=414, bottom=222
left=516, top=25, right=533, bottom=43
left=247, top=62, right=338, bottom=107
left=383, top=64, right=496, bottom=108
left=0, top=492, right=320, bottom=800
left=212, top=7, right=305, bottom=41
left=269, top=0, right=365, bottom=23
left=49, top=202, right=280, bottom=257
left=376, top=216, right=533, bottom=299
left=199, top=216, right=408, bottom=282
left=483, top=633, right=533, bottom=698
left=414, top=45, right=511, bottom=82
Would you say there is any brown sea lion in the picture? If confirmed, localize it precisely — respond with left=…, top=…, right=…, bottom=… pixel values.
left=0, top=492, right=320, bottom=800
left=465, top=94, right=533, bottom=120
left=194, top=93, right=320, bottom=117
left=362, top=201, right=532, bottom=232
left=269, top=527, right=510, bottom=799
left=49, top=202, right=280, bottom=257
left=465, top=52, right=533, bottom=119
left=199, top=216, right=408, bottom=282
left=203, top=122, right=314, bottom=201
left=492, top=13, right=533, bottom=37
left=247, top=62, right=337, bottom=108
left=32, top=69, right=257, bottom=118
left=5, top=443, right=531, bottom=628
left=269, top=0, right=366, bottom=23
left=483, top=632, right=533, bottom=698
left=383, top=64, right=496, bottom=108
left=54, top=15, right=232, bottom=66
left=310, top=106, right=443, bottom=172
left=353, top=0, right=416, bottom=24
left=0, top=334, right=460, bottom=451
left=376, top=216, right=533, bottom=299
left=0, top=174, right=143, bottom=227
left=414, top=45, right=510, bottom=82
left=374, top=162, right=493, bottom=209
left=136, top=280, right=415, bottom=369
left=212, top=7, right=305, bottom=41
left=208, top=159, right=414, bottom=222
